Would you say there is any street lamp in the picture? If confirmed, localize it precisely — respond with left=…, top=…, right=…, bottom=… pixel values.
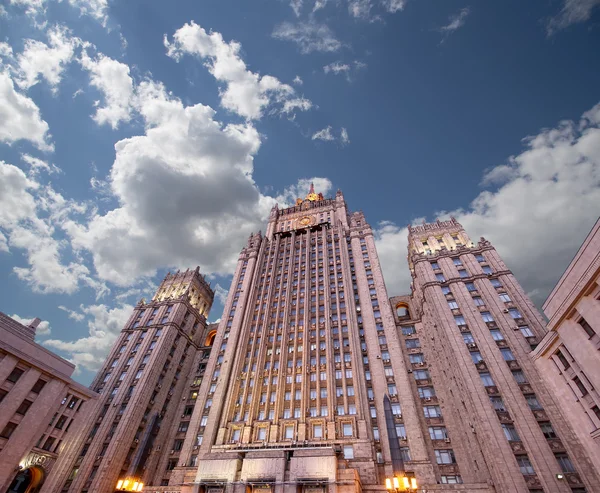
left=385, top=475, right=418, bottom=492
left=116, top=478, right=144, bottom=491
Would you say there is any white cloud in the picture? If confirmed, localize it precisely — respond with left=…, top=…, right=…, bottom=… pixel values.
left=376, top=101, right=600, bottom=307
left=341, top=127, right=350, bottom=145
left=275, top=177, right=333, bottom=206
left=290, top=0, right=303, bottom=16
left=381, top=0, right=405, bottom=13
left=0, top=5, right=8, bottom=16
left=21, top=153, right=61, bottom=174
left=0, top=160, right=104, bottom=295
left=547, top=0, right=600, bottom=34
left=15, top=25, right=81, bottom=92
left=9, top=0, right=46, bottom=17
left=272, top=20, right=342, bottom=54
left=165, top=22, right=311, bottom=120
left=64, top=78, right=277, bottom=286
left=213, top=283, right=229, bottom=305
left=323, top=61, right=350, bottom=75
left=440, top=7, right=470, bottom=34
left=9, top=0, right=108, bottom=25
left=79, top=51, right=134, bottom=129
left=313, top=0, right=328, bottom=12
left=58, top=305, right=85, bottom=321
left=9, top=313, right=51, bottom=336
left=348, top=0, right=372, bottom=19
left=44, top=303, right=133, bottom=373
left=312, top=126, right=335, bottom=141
left=293, top=75, right=303, bottom=86
left=0, top=71, right=53, bottom=151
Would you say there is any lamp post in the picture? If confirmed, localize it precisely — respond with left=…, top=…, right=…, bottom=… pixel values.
left=116, top=478, right=144, bottom=492
left=385, top=475, right=418, bottom=492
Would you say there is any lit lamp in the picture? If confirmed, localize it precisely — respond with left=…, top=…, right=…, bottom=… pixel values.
left=116, top=478, right=144, bottom=491
left=385, top=475, right=418, bottom=492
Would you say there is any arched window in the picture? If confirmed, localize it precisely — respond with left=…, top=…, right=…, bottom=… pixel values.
left=204, top=330, right=217, bottom=347
left=396, top=304, right=410, bottom=319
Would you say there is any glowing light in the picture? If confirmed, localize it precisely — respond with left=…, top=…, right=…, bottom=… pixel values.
left=402, top=477, right=410, bottom=488
left=123, top=480, right=130, bottom=488
left=557, top=474, right=564, bottom=480
left=137, top=483, right=144, bottom=491
left=117, top=480, right=124, bottom=489
left=410, top=478, right=417, bottom=489
left=133, top=482, right=139, bottom=491
left=392, top=477, right=400, bottom=489
left=385, top=478, right=392, bottom=490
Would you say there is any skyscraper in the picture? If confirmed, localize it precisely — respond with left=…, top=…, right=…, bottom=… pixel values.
left=42, top=268, right=215, bottom=493
left=44, top=187, right=600, bottom=493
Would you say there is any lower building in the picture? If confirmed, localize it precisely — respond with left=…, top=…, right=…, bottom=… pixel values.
left=0, top=312, right=96, bottom=493
left=532, top=218, right=600, bottom=472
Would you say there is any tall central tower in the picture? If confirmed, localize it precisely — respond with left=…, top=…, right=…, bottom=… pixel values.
left=168, top=186, right=436, bottom=493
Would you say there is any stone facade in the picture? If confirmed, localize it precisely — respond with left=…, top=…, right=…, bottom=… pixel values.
left=0, top=312, right=96, bottom=493
left=39, top=190, right=600, bottom=493
left=532, top=218, right=600, bottom=473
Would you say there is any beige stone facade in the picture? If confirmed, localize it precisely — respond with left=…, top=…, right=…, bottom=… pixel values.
left=40, top=191, right=600, bottom=493
left=532, top=218, right=600, bottom=473
left=0, top=312, right=96, bottom=493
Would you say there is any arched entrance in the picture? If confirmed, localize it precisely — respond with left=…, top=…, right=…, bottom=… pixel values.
left=6, top=466, right=45, bottom=493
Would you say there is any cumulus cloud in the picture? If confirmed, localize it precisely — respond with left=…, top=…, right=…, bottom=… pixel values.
left=348, top=0, right=372, bottom=19
left=290, top=0, right=303, bottom=16
left=9, top=0, right=108, bottom=25
left=275, top=177, right=334, bottom=206
left=15, top=25, right=82, bottom=92
left=376, top=101, right=600, bottom=307
left=0, top=71, right=53, bottom=151
left=547, top=0, right=600, bottom=34
left=341, top=127, right=350, bottom=145
left=58, top=305, right=85, bottom=321
left=272, top=20, right=342, bottom=54
left=79, top=51, right=134, bottom=129
left=213, top=283, right=229, bottom=305
left=9, top=314, right=51, bottom=336
left=313, top=0, right=328, bottom=12
left=381, top=0, right=405, bottom=13
left=293, top=75, right=303, bottom=85
left=44, top=303, right=133, bottom=372
left=21, top=153, right=61, bottom=174
left=165, top=22, right=311, bottom=120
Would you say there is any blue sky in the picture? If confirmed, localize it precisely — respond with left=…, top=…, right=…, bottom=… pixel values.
left=1, top=0, right=599, bottom=385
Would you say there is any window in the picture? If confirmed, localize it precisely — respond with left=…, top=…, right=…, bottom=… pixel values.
left=462, top=332, right=475, bottom=344
left=441, top=476, right=463, bottom=484
left=343, top=445, right=354, bottom=459
left=1, top=422, right=18, bottom=439
left=499, top=293, right=511, bottom=302
left=540, top=422, right=556, bottom=439
left=458, top=269, right=468, bottom=278
left=391, top=403, right=402, bottom=416
left=471, top=352, right=483, bottom=363
left=555, top=454, right=575, bottom=473
left=409, top=353, right=424, bottom=363
left=482, top=266, right=492, bottom=275
left=500, top=348, right=515, bottom=361
left=490, top=279, right=502, bottom=288
left=473, top=296, right=484, bottom=306
left=429, top=426, right=448, bottom=440
left=519, top=326, right=534, bottom=337
left=435, top=273, right=446, bottom=282
left=418, top=386, right=436, bottom=398
left=579, top=317, right=596, bottom=338
left=388, top=384, right=397, bottom=396
left=480, top=373, right=495, bottom=387
left=399, top=447, right=411, bottom=461
left=490, top=329, right=504, bottom=341
left=556, top=350, right=570, bottom=370
left=7, top=368, right=24, bottom=383
left=475, top=254, right=485, bottom=262
left=512, top=371, right=527, bottom=384
left=490, top=396, right=505, bottom=411
left=481, top=311, right=494, bottom=323
left=516, top=456, right=535, bottom=475
left=257, top=427, right=267, bottom=441
left=448, top=300, right=459, bottom=310
left=31, top=379, right=47, bottom=394
left=16, top=399, right=33, bottom=415
left=402, top=326, right=416, bottom=336
left=406, top=339, right=420, bottom=349
left=414, top=370, right=430, bottom=380
left=430, top=262, right=439, bottom=270
left=313, top=424, right=323, bottom=438
left=502, top=424, right=520, bottom=441
left=573, top=376, right=588, bottom=396
left=396, top=424, right=406, bottom=438
left=343, top=423, right=353, bottom=437
left=452, top=258, right=462, bottom=266
left=508, top=308, right=523, bottom=319
left=441, top=286, right=451, bottom=295
left=435, top=449, right=456, bottom=464
left=465, top=282, right=476, bottom=292
left=423, top=406, right=442, bottom=418
left=454, top=315, right=466, bottom=326
left=231, top=428, right=241, bottom=442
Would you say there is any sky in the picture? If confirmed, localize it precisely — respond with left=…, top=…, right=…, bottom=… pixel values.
left=1, top=0, right=599, bottom=385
